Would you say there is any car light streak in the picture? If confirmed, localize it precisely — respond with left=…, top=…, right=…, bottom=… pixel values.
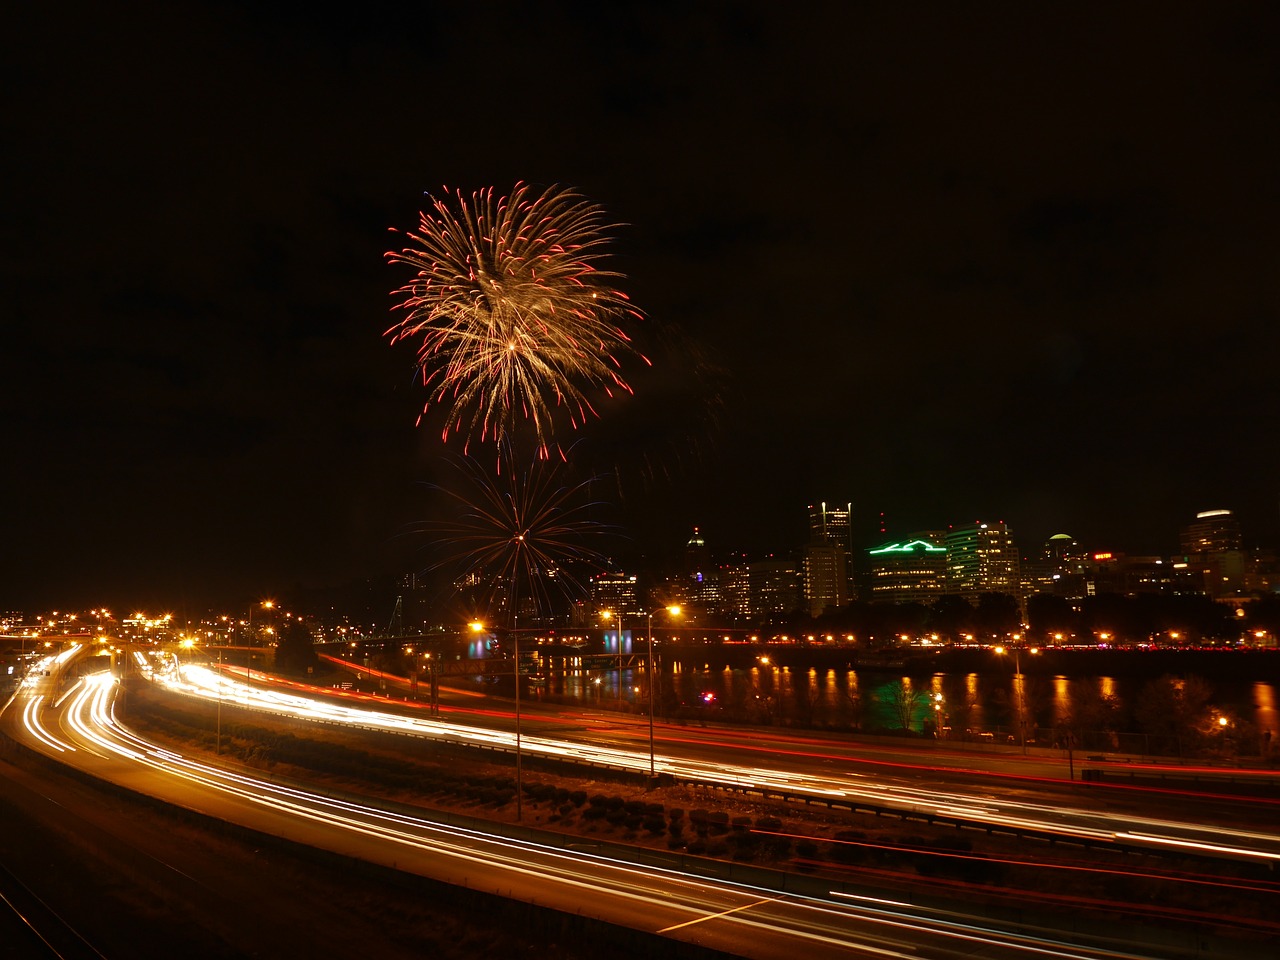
left=1114, top=832, right=1280, bottom=862
left=21, top=696, right=75, bottom=753
left=142, top=666, right=1280, bottom=863
left=12, top=676, right=1177, bottom=960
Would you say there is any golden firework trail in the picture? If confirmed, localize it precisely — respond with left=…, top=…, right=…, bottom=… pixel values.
left=386, top=183, right=648, bottom=458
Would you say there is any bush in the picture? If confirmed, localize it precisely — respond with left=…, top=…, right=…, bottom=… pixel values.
left=730, top=815, right=752, bottom=832
left=756, top=816, right=782, bottom=831
left=569, top=790, right=587, bottom=807
left=643, top=816, right=666, bottom=835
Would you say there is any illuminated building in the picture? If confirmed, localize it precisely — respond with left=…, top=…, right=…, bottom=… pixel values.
left=804, top=501, right=853, bottom=615
left=1022, top=533, right=1091, bottom=598
left=1181, top=509, right=1242, bottom=554
left=748, top=556, right=803, bottom=616
left=945, top=521, right=1020, bottom=602
left=1179, top=509, right=1245, bottom=597
left=717, top=556, right=751, bottom=618
left=867, top=537, right=948, bottom=605
left=684, top=527, right=719, bottom=609
left=591, top=572, right=639, bottom=617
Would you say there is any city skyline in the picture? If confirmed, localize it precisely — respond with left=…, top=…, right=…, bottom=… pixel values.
left=6, top=3, right=1279, bottom=610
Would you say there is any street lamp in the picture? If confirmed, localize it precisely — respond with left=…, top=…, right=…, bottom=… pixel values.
left=475, top=620, right=524, bottom=819
left=645, top=605, right=681, bottom=779
left=245, top=600, right=274, bottom=681
left=601, top=609, right=625, bottom=709
left=994, top=645, right=1038, bottom=753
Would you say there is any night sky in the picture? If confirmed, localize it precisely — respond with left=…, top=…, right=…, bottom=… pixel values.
left=6, top=2, right=1279, bottom=612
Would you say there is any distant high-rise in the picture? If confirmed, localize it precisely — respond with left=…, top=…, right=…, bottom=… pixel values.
left=945, top=521, right=1020, bottom=601
left=867, top=536, right=947, bottom=605
left=1180, top=509, right=1242, bottom=555
left=717, top=557, right=751, bottom=618
left=804, top=502, right=853, bottom=615
left=591, top=572, right=639, bottom=617
left=748, top=557, right=803, bottom=617
left=681, top=527, right=719, bottom=609
left=1180, top=509, right=1245, bottom=598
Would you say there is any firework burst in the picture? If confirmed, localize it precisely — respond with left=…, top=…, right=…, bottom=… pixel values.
left=386, top=183, right=647, bottom=458
left=415, top=455, right=617, bottom=623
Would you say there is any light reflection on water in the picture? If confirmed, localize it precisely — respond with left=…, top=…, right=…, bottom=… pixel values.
left=531, top=658, right=1278, bottom=752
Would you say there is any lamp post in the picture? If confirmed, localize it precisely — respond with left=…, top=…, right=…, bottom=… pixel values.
left=645, top=605, right=681, bottom=779
left=245, top=600, right=273, bottom=682
left=601, top=609, right=624, bottom=709
left=475, top=620, right=523, bottom=819
left=216, top=644, right=223, bottom=755
left=994, top=644, right=1038, bottom=754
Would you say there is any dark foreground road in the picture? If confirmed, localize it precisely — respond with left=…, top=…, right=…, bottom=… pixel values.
left=0, top=737, right=726, bottom=960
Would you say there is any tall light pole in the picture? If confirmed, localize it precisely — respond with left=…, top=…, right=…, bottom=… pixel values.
left=246, top=600, right=273, bottom=682
left=994, top=644, right=1038, bottom=754
left=474, top=620, right=524, bottom=819
left=601, top=609, right=624, bottom=709
left=645, top=605, right=681, bottom=779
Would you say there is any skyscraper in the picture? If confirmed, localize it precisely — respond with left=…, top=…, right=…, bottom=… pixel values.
left=1180, top=509, right=1245, bottom=597
left=1180, top=509, right=1242, bottom=555
left=945, top=521, right=1020, bottom=602
left=804, top=502, right=853, bottom=615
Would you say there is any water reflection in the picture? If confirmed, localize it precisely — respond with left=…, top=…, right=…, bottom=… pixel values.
left=530, top=656, right=1277, bottom=757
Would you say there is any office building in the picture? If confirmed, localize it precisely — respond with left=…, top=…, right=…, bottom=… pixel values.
left=945, top=521, right=1020, bottom=601
left=804, top=501, right=853, bottom=615
left=867, top=536, right=948, bottom=605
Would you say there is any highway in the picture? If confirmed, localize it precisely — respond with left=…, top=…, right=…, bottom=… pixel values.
left=1, top=648, right=1244, bottom=959
left=152, top=653, right=1280, bottom=865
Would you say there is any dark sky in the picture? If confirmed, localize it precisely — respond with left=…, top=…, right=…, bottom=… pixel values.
left=5, top=1, right=1279, bottom=612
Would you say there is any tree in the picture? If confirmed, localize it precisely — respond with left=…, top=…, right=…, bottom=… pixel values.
left=974, top=593, right=1021, bottom=638
left=1026, top=594, right=1078, bottom=639
left=274, top=619, right=319, bottom=675
left=1134, top=674, right=1215, bottom=757
left=1056, top=679, right=1123, bottom=752
left=879, top=679, right=928, bottom=733
left=928, top=595, right=974, bottom=641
